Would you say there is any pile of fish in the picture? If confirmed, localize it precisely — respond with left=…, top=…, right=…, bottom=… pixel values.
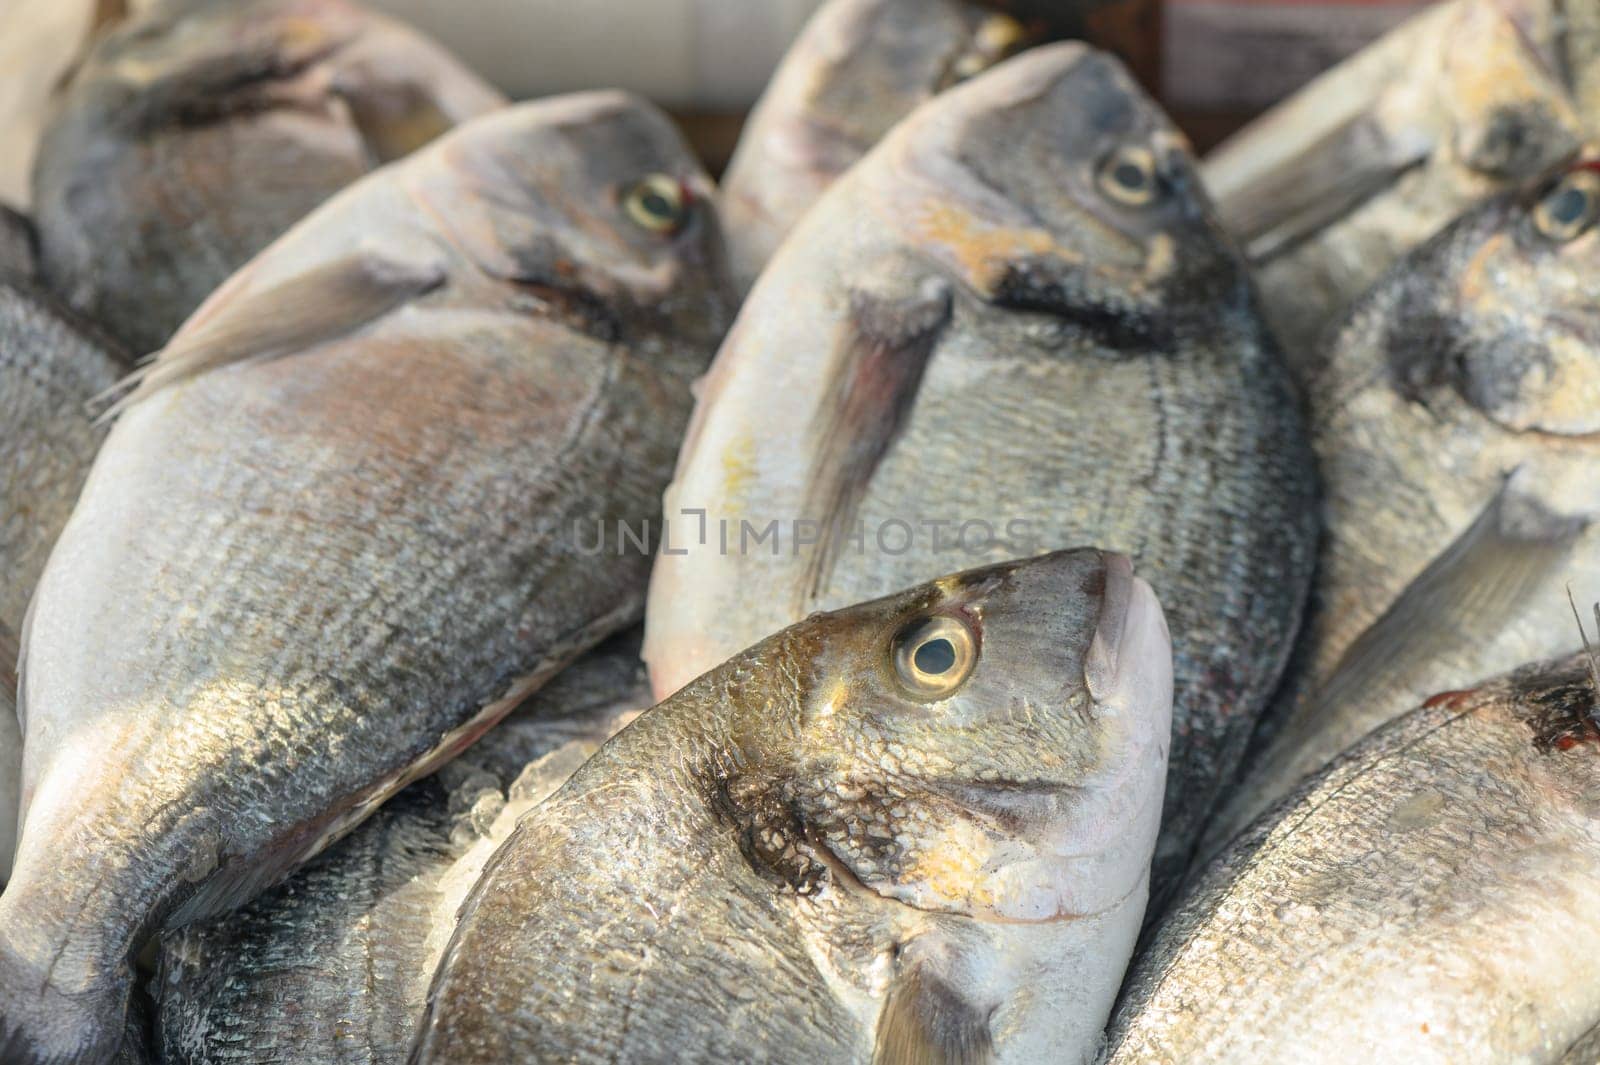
left=0, top=0, right=1596, bottom=1062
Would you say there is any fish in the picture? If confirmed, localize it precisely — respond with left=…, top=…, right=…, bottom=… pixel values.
left=719, top=0, right=1067, bottom=292
left=412, top=549, right=1172, bottom=1065
left=0, top=281, right=127, bottom=883
left=0, top=91, right=734, bottom=1065
left=1104, top=653, right=1600, bottom=1065
left=644, top=43, right=1318, bottom=902
left=155, top=633, right=650, bottom=1065
left=31, top=0, right=506, bottom=354
left=1201, top=0, right=1593, bottom=374
left=1204, top=159, right=1600, bottom=852
left=0, top=205, right=35, bottom=279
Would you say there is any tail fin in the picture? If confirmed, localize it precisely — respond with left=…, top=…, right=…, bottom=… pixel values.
left=0, top=938, right=130, bottom=1065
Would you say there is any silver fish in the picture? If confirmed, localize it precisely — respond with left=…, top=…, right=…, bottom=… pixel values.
left=155, top=634, right=649, bottom=1065
left=1201, top=0, right=1593, bottom=373
left=0, top=281, right=126, bottom=883
left=1106, top=653, right=1600, bottom=1065
left=720, top=0, right=1060, bottom=292
left=0, top=92, right=733, bottom=1064
left=413, top=550, right=1172, bottom=1065
left=1205, top=159, right=1600, bottom=850
left=32, top=0, right=505, bottom=353
left=645, top=43, right=1317, bottom=901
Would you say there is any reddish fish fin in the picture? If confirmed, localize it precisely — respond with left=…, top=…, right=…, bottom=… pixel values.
left=96, top=252, right=446, bottom=421
left=798, top=277, right=951, bottom=608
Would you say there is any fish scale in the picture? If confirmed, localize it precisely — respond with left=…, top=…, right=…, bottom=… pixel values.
left=0, top=93, right=734, bottom=1065
left=648, top=45, right=1315, bottom=907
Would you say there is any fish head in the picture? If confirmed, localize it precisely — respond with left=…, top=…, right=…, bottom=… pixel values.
left=74, top=0, right=365, bottom=111
left=878, top=42, right=1243, bottom=345
left=1384, top=158, right=1600, bottom=437
left=1207, top=0, right=1584, bottom=260
left=795, top=0, right=1050, bottom=144
left=410, top=92, right=734, bottom=350
left=778, top=549, right=1172, bottom=922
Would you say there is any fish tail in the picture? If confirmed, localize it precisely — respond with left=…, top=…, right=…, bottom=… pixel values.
left=0, top=937, right=129, bottom=1065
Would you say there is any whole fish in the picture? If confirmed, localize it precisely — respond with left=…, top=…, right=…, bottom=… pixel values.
left=1205, top=159, right=1600, bottom=849
left=0, top=92, right=733, bottom=1065
left=1105, top=654, right=1600, bottom=1065
left=645, top=43, right=1317, bottom=900
left=0, top=281, right=126, bottom=882
left=32, top=0, right=505, bottom=354
left=156, top=634, right=649, bottom=1065
left=413, top=550, right=1172, bottom=1065
left=0, top=206, right=35, bottom=279
left=1201, top=0, right=1593, bottom=372
left=720, top=0, right=1065, bottom=291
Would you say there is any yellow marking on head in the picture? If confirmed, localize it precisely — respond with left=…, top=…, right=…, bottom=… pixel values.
left=916, top=201, right=1061, bottom=295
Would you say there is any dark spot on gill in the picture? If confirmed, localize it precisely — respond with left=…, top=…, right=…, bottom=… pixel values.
left=990, top=261, right=1176, bottom=354
left=1523, top=670, right=1600, bottom=753
left=507, top=280, right=624, bottom=345
left=704, top=769, right=828, bottom=896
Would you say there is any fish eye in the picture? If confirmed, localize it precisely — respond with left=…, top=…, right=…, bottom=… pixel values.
left=621, top=174, right=689, bottom=235
left=950, top=14, right=1028, bottom=83
left=1097, top=145, right=1163, bottom=208
left=891, top=615, right=978, bottom=699
left=1532, top=169, right=1600, bottom=242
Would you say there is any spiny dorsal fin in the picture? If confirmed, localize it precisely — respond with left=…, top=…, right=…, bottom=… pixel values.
left=872, top=960, right=994, bottom=1065
left=796, top=275, right=952, bottom=609
left=1566, top=585, right=1600, bottom=698
left=95, top=252, right=445, bottom=421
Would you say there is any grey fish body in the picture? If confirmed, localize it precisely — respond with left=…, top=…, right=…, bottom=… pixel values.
left=32, top=0, right=505, bottom=354
left=1106, top=654, right=1600, bottom=1064
left=0, top=94, right=733, bottom=1065
left=1207, top=164, right=1600, bottom=849
left=720, top=0, right=1056, bottom=292
left=646, top=44, right=1317, bottom=900
left=0, top=206, right=36, bottom=280
left=414, top=551, right=1173, bottom=1065
left=1201, top=0, right=1593, bottom=373
left=155, top=635, right=649, bottom=1065
left=0, top=281, right=126, bottom=882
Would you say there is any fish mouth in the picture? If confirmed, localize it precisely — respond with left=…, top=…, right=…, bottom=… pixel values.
left=1084, top=553, right=1171, bottom=716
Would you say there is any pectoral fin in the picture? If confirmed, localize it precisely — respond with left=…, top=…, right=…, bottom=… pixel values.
left=798, top=276, right=952, bottom=607
left=873, top=959, right=994, bottom=1065
left=100, top=252, right=445, bottom=418
left=1313, top=475, right=1586, bottom=717
left=1215, top=111, right=1430, bottom=261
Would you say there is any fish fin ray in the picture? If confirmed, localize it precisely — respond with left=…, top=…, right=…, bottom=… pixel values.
left=872, top=960, right=994, bottom=1065
left=797, top=277, right=952, bottom=609
left=96, top=251, right=446, bottom=420
left=1220, top=111, right=1429, bottom=261
left=1312, top=475, right=1584, bottom=720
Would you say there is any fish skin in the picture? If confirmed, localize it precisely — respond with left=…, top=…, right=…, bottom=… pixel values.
left=645, top=43, right=1317, bottom=903
left=720, top=0, right=1072, bottom=293
left=1205, top=162, right=1600, bottom=853
left=0, top=282, right=127, bottom=883
left=0, top=92, right=734, bottom=1065
left=412, top=550, right=1173, bottom=1065
left=31, top=0, right=505, bottom=355
left=154, top=634, right=650, bottom=1065
left=0, top=206, right=36, bottom=280
left=1201, top=0, right=1590, bottom=375
left=1105, top=655, right=1600, bottom=1065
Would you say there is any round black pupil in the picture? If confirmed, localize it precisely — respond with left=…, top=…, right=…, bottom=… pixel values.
left=1114, top=161, right=1147, bottom=190
left=640, top=190, right=674, bottom=218
left=914, top=637, right=957, bottom=676
left=1547, top=185, right=1589, bottom=227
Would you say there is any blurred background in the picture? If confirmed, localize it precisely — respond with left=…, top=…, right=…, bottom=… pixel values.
left=0, top=0, right=1430, bottom=206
